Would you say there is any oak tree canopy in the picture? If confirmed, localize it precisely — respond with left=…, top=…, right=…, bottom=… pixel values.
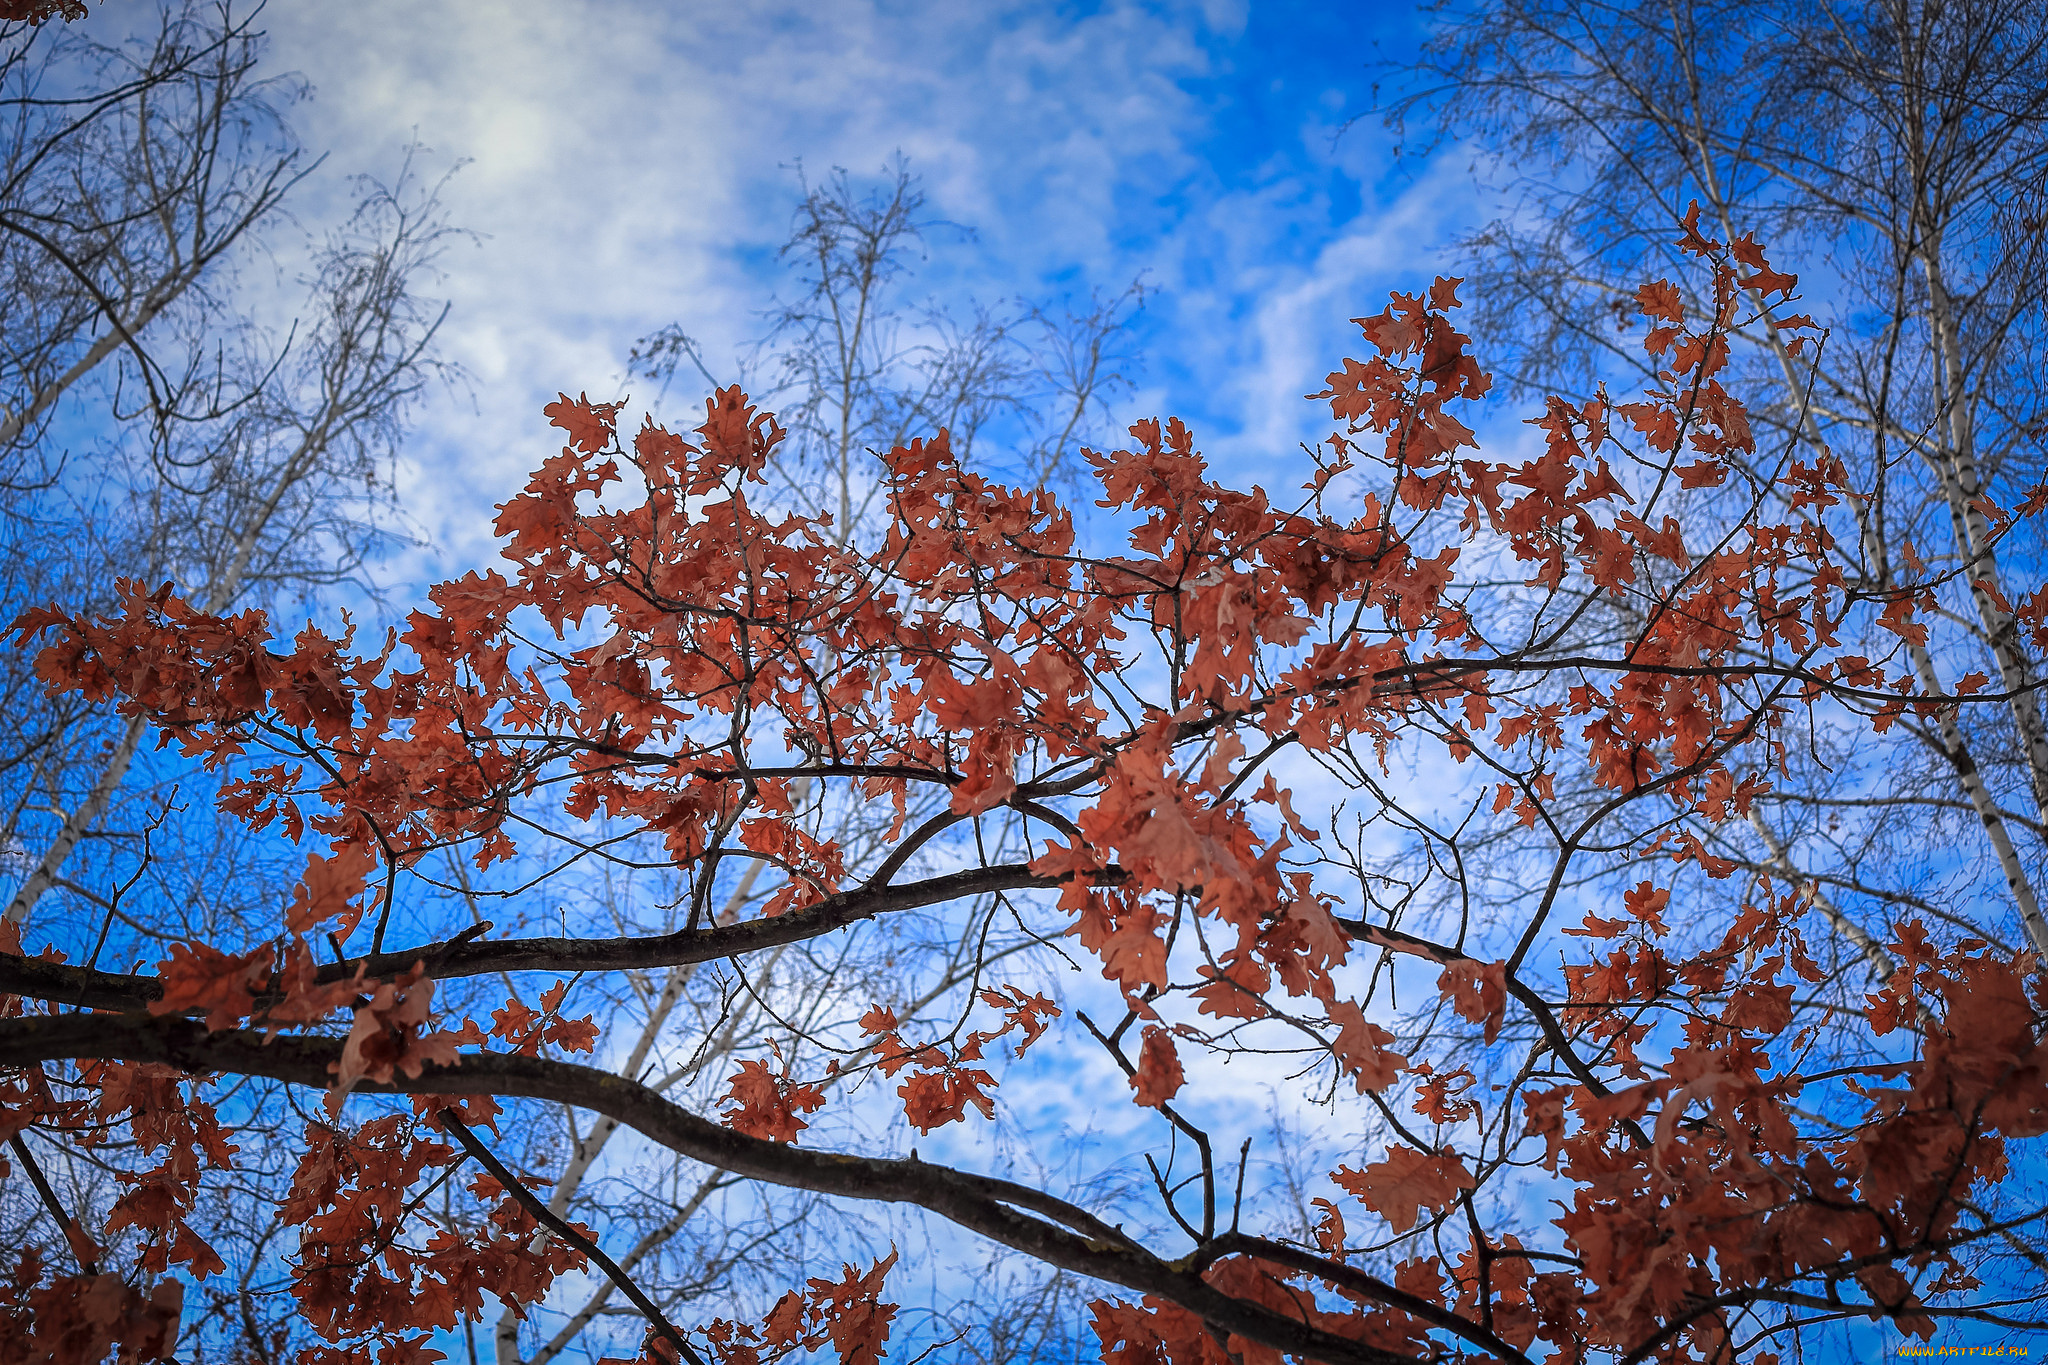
left=2, top=128, right=2044, bottom=1364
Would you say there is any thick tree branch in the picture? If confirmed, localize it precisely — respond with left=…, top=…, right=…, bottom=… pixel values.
left=0, top=862, right=1082, bottom=1012
left=0, top=1012, right=1425, bottom=1365
left=1194, top=1231, right=1532, bottom=1365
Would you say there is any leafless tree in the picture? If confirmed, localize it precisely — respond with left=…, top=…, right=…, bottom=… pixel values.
left=1, top=8, right=465, bottom=1355
left=1, top=3, right=464, bottom=932
left=1378, top=0, right=2048, bottom=958
left=633, top=158, right=1144, bottom=539
left=0, top=10, right=470, bottom=1357
left=1347, top=0, right=2048, bottom=1325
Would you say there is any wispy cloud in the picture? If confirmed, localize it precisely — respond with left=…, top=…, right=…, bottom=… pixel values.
left=253, top=0, right=1484, bottom=584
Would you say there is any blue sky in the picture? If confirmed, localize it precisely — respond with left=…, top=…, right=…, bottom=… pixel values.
left=20, top=10, right=2022, bottom=1360
left=37, top=7, right=1521, bottom=1357
left=229, top=7, right=1499, bottom=1350
left=248, top=0, right=1489, bottom=584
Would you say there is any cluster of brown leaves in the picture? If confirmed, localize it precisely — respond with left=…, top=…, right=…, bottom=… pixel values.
left=3, top=217, right=2045, bottom=1364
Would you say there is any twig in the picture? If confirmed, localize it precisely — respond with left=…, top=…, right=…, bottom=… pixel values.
left=10, top=1133, right=98, bottom=1273
left=1230, top=1137, right=1251, bottom=1234
left=437, top=1110, right=705, bottom=1365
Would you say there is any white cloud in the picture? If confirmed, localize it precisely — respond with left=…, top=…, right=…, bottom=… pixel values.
left=242, top=0, right=1484, bottom=589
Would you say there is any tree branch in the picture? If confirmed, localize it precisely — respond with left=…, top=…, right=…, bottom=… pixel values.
left=0, top=862, right=1085, bottom=1013
left=0, top=1011, right=1421, bottom=1365
left=438, top=1109, right=706, bottom=1365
